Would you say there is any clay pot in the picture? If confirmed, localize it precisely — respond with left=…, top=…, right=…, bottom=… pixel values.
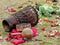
left=2, top=5, right=38, bottom=32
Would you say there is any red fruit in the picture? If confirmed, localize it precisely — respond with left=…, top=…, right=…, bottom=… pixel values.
left=10, top=9, right=16, bottom=12
left=54, top=32, right=59, bottom=36
left=7, top=7, right=16, bottom=12
left=51, top=23, right=57, bottom=27
left=41, top=28, right=45, bottom=31
left=48, top=20, right=54, bottom=23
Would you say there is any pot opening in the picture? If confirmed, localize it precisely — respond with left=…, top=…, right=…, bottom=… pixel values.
left=2, top=20, right=10, bottom=32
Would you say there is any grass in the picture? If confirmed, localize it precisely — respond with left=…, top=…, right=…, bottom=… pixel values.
left=0, top=0, right=60, bottom=45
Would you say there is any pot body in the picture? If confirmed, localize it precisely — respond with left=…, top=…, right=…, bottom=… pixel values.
left=2, top=5, right=38, bottom=32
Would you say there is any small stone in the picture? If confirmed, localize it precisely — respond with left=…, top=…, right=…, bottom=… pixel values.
left=58, top=24, right=60, bottom=26
left=0, top=36, right=3, bottom=42
left=50, top=33, right=55, bottom=37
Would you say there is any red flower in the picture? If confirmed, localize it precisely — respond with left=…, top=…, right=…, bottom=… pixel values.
left=12, top=29, right=17, bottom=33
left=11, top=39, right=25, bottom=45
left=31, top=27, right=38, bottom=37
left=5, top=38, right=11, bottom=41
